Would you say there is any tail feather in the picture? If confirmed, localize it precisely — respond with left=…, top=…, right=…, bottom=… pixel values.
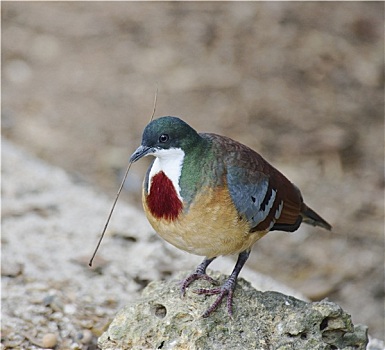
left=301, top=203, right=332, bottom=231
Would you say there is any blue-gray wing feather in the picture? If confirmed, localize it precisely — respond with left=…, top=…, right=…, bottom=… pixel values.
left=227, top=165, right=275, bottom=229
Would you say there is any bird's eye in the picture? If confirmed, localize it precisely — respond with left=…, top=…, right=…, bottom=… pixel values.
left=159, top=134, right=169, bottom=143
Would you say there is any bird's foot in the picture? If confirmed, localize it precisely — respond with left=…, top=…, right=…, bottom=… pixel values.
left=194, top=278, right=236, bottom=318
left=180, top=272, right=218, bottom=297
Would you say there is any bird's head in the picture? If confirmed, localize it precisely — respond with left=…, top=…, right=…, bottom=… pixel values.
left=130, top=116, right=201, bottom=163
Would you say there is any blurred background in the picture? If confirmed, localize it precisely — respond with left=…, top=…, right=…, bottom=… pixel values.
left=2, top=2, right=384, bottom=338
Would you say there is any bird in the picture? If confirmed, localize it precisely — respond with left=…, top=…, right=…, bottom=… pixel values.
left=129, top=116, right=332, bottom=318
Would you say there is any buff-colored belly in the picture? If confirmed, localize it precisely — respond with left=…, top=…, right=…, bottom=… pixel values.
left=143, top=185, right=268, bottom=258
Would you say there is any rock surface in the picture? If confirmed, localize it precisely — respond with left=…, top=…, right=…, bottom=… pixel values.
left=99, top=271, right=368, bottom=350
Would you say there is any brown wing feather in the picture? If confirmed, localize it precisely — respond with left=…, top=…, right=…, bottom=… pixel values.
left=253, top=167, right=303, bottom=232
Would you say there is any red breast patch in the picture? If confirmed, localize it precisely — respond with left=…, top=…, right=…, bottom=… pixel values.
left=146, top=171, right=183, bottom=221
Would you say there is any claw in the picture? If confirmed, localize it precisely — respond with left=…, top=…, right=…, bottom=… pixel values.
left=180, top=273, right=218, bottom=296
left=179, top=250, right=250, bottom=318
left=194, top=281, right=235, bottom=318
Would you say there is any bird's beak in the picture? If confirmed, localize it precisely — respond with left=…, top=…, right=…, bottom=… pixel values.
left=129, top=145, right=153, bottom=163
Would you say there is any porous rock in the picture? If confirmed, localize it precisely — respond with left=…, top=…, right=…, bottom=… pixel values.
left=99, top=271, right=368, bottom=350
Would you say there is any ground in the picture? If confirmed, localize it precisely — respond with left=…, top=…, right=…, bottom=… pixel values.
left=2, top=1, right=384, bottom=342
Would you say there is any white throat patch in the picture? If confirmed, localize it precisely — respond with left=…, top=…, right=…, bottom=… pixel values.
left=148, top=148, right=185, bottom=200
